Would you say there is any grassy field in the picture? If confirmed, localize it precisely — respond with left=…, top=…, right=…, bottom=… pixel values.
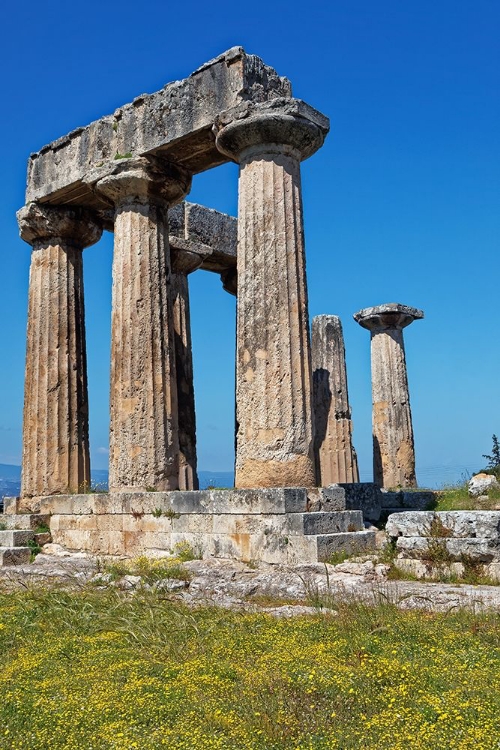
left=0, top=584, right=499, bottom=749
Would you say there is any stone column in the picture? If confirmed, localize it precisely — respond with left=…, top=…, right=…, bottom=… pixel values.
left=215, top=100, right=329, bottom=488
left=354, top=303, right=423, bottom=489
left=170, top=248, right=205, bottom=490
left=17, top=204, right=102, bottom=497
left=96, top=157, right=191, bottom=492
left=312, top=315, right=359, bottom=485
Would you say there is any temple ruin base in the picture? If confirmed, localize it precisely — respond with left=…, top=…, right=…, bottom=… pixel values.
left=3, top=489, right=376, bottom=565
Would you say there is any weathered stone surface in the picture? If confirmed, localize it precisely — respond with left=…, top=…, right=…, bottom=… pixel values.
left=468, top=473, right=500, bottom=497
left=316, top=531, right=377, bottom=560
left=17, top=204, right=102, bottom=498
left=169, top=201, right=237, bottom=276
left=0, top=530, right=34, bottom=547
left=380, top=489, right=436, bottom=510
left=26, top=48, right=292, bottom=208
left=96, top=158, right=191, bottom=492
left=386, top=510, right=500, bottom=540
left=0, top=547, right=31, bottom=566
left=337, top=482, right=382, bottom=523
left=214, top=101, right=328, bottom=488
left=354, top=302, right=423, bottom=488
left=171, top=272, right=198, bottom=490
left=396, top=536, right=500, bottom=562
left=0, top=514, right=50, bottom=530
left=312, top=315, right=359, bottom=485
left=1, top=497, right=19, bottom=515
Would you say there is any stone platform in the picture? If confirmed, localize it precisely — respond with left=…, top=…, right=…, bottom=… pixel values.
left=3, top=488, right=376, bottom=565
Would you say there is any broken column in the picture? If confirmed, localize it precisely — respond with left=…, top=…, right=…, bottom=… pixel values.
left=312, top=315, right=359, bottom=485
left=96, top=157, right=191, bottom=492
left=354, top=303, right=423, bottom=489
left=215, top=99, right=329, bottom=488
left=17, top=203, right=102, bottom=497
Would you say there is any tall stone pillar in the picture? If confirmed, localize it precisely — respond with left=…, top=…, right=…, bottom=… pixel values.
left=17, top=204, right=102, bottom=497
left=354, top=303, right=423, bottom=489
left=96, top=157, right=191, bottom=492
left=170, top=248, right=205, bottom=491
left=312, top=315, right=359, bottom=485
left=215, top=100, right=329, bottom=488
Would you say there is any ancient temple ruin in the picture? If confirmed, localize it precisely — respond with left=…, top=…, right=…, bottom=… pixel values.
left=1, top=49, right=427, bottom=565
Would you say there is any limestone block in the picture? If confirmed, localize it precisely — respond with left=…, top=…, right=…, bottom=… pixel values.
left=210, top=488, right=309, bottom=514
left=170, top=515, right=214, bottom=534
left=338, top=483, right=382, bottom=522
left=468, top=473, right=500, bottom=497
left=0, top=547, right=31, bottom=566
left=396, top=536, right=500, bottom=562
left=316, top=531, right=377, bottom=561
left=211, top=514, right=290, bottom=537
left=300, top=511, right=364, bottom=535
left=122, top=515, right=172, bottom=534
left=0, top=514, right=50, bottom=530
left=386, top=511, right=436, bottom=538
left=439, top=511, right=500, bottom=539
left=0, top=530, right=34, bottom=546
left=317, top=486, right=347, bottom=511
left=2, top=497, right=20, bottom=514
left=386, top=511, right=500, bottom=540
left=380, top=490, right=436, bottom=510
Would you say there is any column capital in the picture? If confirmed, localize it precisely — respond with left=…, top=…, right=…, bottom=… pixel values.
left=17, top=203, right=102, bottom=248
left=354, top=303, right=424, bottom=333
left=213, top=98, right=329, bottom=163
left=169, top=237, right=212, bottom=275
left=95, top=156, right=191, bottom=209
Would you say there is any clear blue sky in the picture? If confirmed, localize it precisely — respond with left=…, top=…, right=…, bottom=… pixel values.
left=0, top=0, right=498, bottom=487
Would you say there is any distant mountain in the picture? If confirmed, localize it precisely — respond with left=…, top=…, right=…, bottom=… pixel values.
left=0, top=464, right=234, bottom=500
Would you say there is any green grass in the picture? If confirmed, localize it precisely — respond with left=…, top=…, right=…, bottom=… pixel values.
left=0, top=584, right=499, bottom=749
left=433, top=482, right=500, bottom=511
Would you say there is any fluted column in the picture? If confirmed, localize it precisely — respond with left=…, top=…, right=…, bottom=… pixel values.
left=97, top=157, right=191, bottom=491
left=312, top=315, right=359, bottom=485
left=170, top=248, right=204, bottom=490
left=215, top=99, right=329, bottom=488
left=17, top=204, right=102, bottom=497
left=354, top=303, right=423, bottom=489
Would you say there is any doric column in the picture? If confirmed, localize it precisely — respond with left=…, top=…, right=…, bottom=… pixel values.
left=312, top=315, right=359, bottom=485
left=170, top=248, right=205, bottom=490
left=215, top=99, right=329, bottom=488
left=354, top=303, right=423, bottom=489
left=96, top=157, right=191, bottom=492
left=17, top=203, right=102, bottom=497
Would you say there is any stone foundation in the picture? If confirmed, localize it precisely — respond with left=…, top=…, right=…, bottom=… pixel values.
left=4, top=488, right=376, bottom=565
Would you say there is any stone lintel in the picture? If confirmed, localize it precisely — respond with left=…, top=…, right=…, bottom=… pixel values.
left=26, top=48, right=292, bottom=208
left=354, top=303, right=424, bottom=332
left=169, top=201, right=237, bottom=275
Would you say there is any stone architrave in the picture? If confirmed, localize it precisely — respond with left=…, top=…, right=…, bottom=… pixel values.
left=215, top=99, right=329, bottom=488
left=17, top=203, right=102, bottom=497
left=354, top=303, right=423, bottom=489
left=312, top=315, right=359, bottom=485
left=96, top=157, right=191, bottom=492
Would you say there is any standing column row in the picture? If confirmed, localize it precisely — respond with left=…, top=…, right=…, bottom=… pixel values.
left=17, top=204, right=102, bottom=497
